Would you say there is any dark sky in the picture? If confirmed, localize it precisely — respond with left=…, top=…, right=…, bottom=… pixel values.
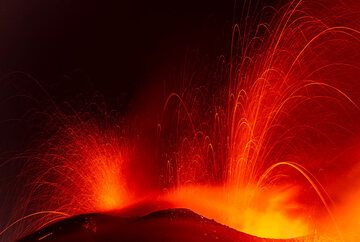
left=0, top=0, right=285, bottom=176
left=0, top=0, right=241, bottom=154
left=0, top=0, right=236, bottom=102
left=0, top=0, right=284, bottom=157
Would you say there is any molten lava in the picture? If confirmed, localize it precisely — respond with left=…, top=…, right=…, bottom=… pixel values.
left=167, top=185, right=308, bottom=239
left=2, top=0, right=360, bottom=241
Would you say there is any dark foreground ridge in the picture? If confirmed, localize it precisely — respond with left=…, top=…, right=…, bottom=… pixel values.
left=18, top=208, right=299, bottom=242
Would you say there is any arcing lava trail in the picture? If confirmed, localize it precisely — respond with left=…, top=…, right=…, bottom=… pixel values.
left=2, top=0, right=360, bottom=241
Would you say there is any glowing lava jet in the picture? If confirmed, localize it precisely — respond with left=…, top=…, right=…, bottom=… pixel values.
left=158, top=0, right=360, bottom=240
left=1, top=0, right=360, bottom=241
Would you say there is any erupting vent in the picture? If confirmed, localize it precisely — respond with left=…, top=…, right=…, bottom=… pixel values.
left=1, top=0, right=360, bottom=241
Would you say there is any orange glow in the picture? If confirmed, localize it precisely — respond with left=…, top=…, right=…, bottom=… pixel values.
left=89, top=154, right=126, bottom=211
left=97, top=175, right=124, bottom=211
left=2, top=120, right=132, bottom=240
left=3, top=0, right=360, bottom=241
left=48, top=125, right=130, bottom=213
left=166, top=185, right=308, bottom=239
left=158, top=0, right=360, bottom=240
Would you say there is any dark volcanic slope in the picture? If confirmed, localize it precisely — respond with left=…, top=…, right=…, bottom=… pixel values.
left=19, top=208, right=297, bottom=242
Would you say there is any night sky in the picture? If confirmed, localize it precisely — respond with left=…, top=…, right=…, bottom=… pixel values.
left=0, top=0, right=236, bottom=99
left=0, top=0, right=242, bottom=151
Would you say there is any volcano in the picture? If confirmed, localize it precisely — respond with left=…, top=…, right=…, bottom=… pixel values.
left=18, top=208, right=300, bottom=242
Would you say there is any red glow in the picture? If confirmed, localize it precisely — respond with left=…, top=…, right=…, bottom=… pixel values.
left=166, top=185, right=308, bottom=239
left=41, top=124, right=131, bottom=213
left=158, top=0, right=360, bottom=240
left=2, top=0, right=360, bottom=241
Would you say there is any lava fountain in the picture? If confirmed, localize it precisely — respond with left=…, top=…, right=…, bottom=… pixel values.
left=0, top=112, right=135, bottom=241
left=1, top=0, right=360, bottom=241
left=161, top=0, right=360, bottom=240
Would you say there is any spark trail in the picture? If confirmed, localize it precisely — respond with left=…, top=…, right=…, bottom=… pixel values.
left=2, top=0, right=360, bottom=241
